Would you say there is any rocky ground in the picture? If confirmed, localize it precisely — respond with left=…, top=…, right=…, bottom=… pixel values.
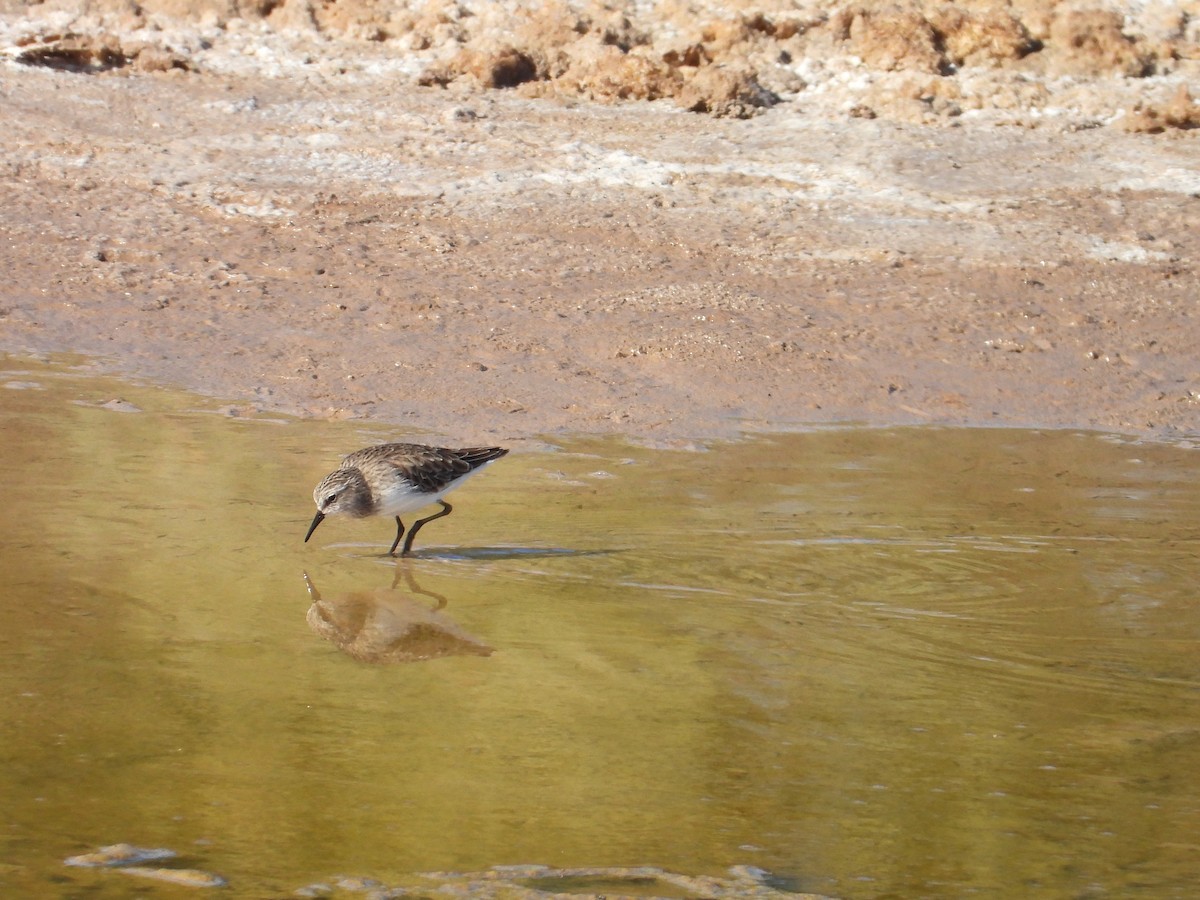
left=1, top=0, right=1198, bottom=442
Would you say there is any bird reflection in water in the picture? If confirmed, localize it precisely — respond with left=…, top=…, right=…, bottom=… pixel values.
left=302, top=568, right=493, bottom=664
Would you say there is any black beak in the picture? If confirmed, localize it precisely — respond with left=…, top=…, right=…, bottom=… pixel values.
left=304, top=510, right=326, bottom=543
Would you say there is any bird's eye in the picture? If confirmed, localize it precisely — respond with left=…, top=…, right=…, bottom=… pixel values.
left=325, top=493, right=338, bottom=505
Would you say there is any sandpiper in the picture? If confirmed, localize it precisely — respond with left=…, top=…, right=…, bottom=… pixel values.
left=305, top=442, right=509, bottom=555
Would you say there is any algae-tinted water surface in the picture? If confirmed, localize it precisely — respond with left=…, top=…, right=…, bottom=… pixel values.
left=1, top=357, right=1198, bottom=898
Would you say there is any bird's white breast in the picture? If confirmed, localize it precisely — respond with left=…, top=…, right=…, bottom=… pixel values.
left=373, top=467, right=483, bottom=517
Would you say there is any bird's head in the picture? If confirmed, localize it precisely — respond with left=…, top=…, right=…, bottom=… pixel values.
left=305, top=468, right=371, bottom=542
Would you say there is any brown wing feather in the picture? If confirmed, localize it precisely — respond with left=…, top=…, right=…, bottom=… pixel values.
left=403, top=447, right=508, bottom=493
left=344, top=443, right=507, bottom=495
left=453, top=446, right=510, bottom=468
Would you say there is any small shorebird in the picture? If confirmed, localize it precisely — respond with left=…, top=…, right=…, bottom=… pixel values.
left=305, top=442, right=509, bottom=555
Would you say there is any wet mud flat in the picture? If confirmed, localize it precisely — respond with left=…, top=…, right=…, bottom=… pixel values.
left=0, top=2, right=1198, bottom=442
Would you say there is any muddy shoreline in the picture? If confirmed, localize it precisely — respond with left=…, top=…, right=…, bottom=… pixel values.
left=1, top=4, right=1198, bottom=442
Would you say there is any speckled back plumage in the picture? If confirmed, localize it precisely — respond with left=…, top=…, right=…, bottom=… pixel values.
left=340, top=443, right=508, bottom=496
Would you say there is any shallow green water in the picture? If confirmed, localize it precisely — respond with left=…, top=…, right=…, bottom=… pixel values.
left=1, top=357, right=1199, bottom=898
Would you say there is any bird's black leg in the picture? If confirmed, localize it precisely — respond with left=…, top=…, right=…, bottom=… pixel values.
left=401, top=501, right=453, bottom=555
left=388, top=516, right=406, bottom=556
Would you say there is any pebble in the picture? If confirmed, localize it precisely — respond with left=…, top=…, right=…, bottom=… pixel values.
left=64, top=844, right=175, bottom=867
left=117, top=866, right=228, bottom=888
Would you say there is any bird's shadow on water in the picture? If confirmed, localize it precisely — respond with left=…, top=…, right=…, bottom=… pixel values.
left=318, top=544, right=615, bottom=562
left=404, top=546, right=615, bottom=562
